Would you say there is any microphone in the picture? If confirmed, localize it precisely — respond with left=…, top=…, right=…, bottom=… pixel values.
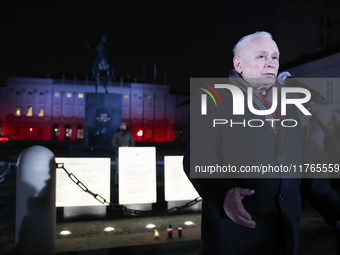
left=277, top=71, right=328, bottom=105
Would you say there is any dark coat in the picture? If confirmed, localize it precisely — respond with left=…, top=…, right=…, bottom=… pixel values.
left=183, top=83, right=340, bottom=255
left=111, top=129, right=135, bottom=157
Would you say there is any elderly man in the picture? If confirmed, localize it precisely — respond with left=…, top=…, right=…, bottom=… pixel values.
left=183, top=31, right=340, bottom=255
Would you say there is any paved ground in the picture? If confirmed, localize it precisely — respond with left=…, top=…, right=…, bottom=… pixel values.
left=1, top=204, right=339, bottom=255
left=0, top=143, right=340, bottom=254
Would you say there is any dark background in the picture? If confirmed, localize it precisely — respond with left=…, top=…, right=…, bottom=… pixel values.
left=1, top=0, right=283, bottom=90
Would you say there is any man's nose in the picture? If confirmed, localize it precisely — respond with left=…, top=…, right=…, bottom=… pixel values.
left=266, top=58, right=276, bottom=68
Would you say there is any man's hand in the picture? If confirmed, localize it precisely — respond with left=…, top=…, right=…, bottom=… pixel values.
left=223, top=187, right=256, bottom=228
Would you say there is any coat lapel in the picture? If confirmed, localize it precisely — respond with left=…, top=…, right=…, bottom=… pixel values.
left=245, top=101, right=278, bottom=145
left=276, top=92, right=286, bottom=154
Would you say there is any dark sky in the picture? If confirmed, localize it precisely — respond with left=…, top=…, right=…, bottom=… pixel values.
left=2, top=1, right=283, bottom=90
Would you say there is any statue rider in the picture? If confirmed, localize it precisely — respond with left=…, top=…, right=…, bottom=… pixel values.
left=85, top=34, right=115, bottom=93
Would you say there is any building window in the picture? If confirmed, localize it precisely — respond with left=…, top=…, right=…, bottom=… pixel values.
left=27, top=106, right=33, bottom=116
left=157, top=130, right=162, bottom=138
left=66, top=93, right=72, bottom=98
left=37, top=127, right=42, bottom=137
left=55, top=92, right=60, bottom=97
left=78, top=93, right=84, bottom=98
left=320, top=33, right=324, bottom=46
left=27, top=127, right=33, bottom=137
left=137, top=130, right=143, bottom=137
left=16, top=91, right=21, bottom=95
left=327, top=82, right=334, bottom=103
left=148, top=96, right=152, bottom=100
left=65, top=124, right=72, bottom=140
left=38, top=109, right=44, bottom=117
left=15, top=108, right=21, bottom=116
left=28, top=91, right=33, bottom=95
left=320, top=16, right=324, bottom=27
left=52, top=124, right=59, bottom=140
left=124, top=95, right=129, bottom=99
left=39, top=92, right=44, bottom=96
left=14, top=127, right=20, bottom=137
left=327, top=34, right=330, bottom=45
left=327, top=17, right=330, bottom=28
left=77, top=125, right=83, bottom=139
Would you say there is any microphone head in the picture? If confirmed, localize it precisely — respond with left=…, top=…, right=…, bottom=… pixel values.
left=277, top=71, right=292, bottom=85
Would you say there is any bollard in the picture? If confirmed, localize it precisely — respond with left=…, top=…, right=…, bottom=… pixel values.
left=15, top=146, right=56, bottom=253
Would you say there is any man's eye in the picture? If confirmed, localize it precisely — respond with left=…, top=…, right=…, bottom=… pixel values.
left=258, top=55, right=265, bottom=59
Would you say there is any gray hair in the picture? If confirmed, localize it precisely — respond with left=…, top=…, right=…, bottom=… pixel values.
left=233, top=31, right=273, bottom=57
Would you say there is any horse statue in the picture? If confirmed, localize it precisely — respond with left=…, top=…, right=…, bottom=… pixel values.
left=85, top=35, right=115, bottom=93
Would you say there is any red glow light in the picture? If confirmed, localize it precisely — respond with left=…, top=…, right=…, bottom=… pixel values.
left=0, top=137, right=9, bottom=143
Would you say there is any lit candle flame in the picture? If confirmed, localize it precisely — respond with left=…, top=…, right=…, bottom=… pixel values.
left=154, top=229, right=159, bottom=238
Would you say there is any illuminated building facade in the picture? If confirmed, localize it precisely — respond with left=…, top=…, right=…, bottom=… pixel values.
left=0, top=77, right=189, bottom=144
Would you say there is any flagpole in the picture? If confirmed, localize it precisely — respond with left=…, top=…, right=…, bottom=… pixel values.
left=154, top=64, right=157, bottom=84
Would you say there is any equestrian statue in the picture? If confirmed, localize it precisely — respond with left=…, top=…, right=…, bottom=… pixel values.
left=85, top=34, right=115, bottom=93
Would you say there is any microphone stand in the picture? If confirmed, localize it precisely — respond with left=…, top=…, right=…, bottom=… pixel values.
left=304, top=102, right=340, bottom=151
left=302, top=94, right=340, bottom=255
left=278, top=73, right=340, bottom=151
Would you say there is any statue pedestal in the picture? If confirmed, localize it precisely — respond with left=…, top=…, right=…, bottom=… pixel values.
left=85, top=93, right=122, bottom=148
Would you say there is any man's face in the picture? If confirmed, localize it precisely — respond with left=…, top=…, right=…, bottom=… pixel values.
left=120, top=125, right=127, bottom=130
left=233, top=37, right=280, bottom=92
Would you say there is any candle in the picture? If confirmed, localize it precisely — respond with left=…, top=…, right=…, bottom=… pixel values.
left=167, top=224, right=173, bottom=238
left=154, top=229, right=159, bottom=239
left=178, top=227, right=182, bottom=237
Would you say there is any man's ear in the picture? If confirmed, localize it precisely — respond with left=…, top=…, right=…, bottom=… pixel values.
left=233, top=56, right=242, bottom=74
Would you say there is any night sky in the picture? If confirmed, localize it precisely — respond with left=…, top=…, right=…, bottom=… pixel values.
left=2, top=1, right=283, bottom=90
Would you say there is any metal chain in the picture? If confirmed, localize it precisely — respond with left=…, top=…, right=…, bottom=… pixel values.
left=0, top=163, right=16, bottom=183
left=56, top=163, right=202, bottom=215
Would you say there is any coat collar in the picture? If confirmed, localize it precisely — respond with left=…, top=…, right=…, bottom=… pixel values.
left=229, top=69, right=284, bottom=146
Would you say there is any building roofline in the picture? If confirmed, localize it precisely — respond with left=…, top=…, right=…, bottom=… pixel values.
left=280, top=43, right=340, bottom=70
